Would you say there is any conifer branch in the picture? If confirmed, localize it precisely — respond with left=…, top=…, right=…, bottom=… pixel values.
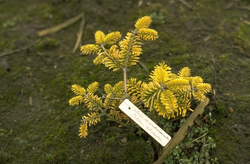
left=105, top=112, right=129, bottom=127
left=100, top=44, right=123, bottom=70
left=83, top=92, right=128, bottom=127
left=124, top=30, right=137, bottom=67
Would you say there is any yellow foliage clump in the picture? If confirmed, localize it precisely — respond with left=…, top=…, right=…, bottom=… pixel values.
left=69, top=95, right=83, bottom=106
left=79, top=123, right=88, bottom=138
left=140, top=62, right=211, bottom=118
left=69, top=15, right=212, bottom=139
left=80, top=15, right=158, bottom=71
left=135, top=16, right=152, bottom=29
left=71, top=84, right=86, bottom=96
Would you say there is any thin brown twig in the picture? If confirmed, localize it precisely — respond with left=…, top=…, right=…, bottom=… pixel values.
left=138, top=61, right=149, bottom=73
left=238, top=6, right=250, bottom=11
left=101, top=96, right=124, bottom=100
left=220, top=97, right=249, bottom=102
left=165, top=3, right=199, bottom=23
left=180, top=0, right=192, bottom=8
left=0, top=40, right=40, bottom=58
left=73, top=13, right=85, bottom=53
left=192, top=132, right=208, bottom=142
left=38, top=13, right=83, bottom=36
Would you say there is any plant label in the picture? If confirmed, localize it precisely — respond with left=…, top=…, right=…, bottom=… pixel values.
left=119, top=99, right=171, bottom=146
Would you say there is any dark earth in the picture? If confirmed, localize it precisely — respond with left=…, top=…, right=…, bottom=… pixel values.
left=1, top=0, right=250, bottom=163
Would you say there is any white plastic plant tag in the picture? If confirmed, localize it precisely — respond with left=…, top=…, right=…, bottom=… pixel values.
left=119, top=99, right=171, bottom=146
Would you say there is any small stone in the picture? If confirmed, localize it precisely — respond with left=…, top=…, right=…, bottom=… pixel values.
left=121, top=137, right=127, bottom=144
left=228, top=107, right=234, bottom=113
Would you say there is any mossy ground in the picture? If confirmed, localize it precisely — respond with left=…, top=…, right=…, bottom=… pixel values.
left=1, top=0, right=250, bottom=163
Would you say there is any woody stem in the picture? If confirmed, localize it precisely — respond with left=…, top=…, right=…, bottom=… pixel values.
left=123, top=67, right=128, bottom=98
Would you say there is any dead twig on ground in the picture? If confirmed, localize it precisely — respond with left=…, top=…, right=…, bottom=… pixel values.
left=138, top=61, right=149, bottom=73
left=180, top=0, right=191, bottom=8
left=73, top=13, right=85, bottom=53
left=238, top=6, right=250, bottom=11
left=0, top=40, right=40, bottom=58
left=220, top=97, right=249, bottom=102
left=38, top=13, right=83, bottom=36
left=165, top=3, right=199, bottom=23
left=192, top=132, right=208, bottom=143
left=200, top=136, right=206, bottom=153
